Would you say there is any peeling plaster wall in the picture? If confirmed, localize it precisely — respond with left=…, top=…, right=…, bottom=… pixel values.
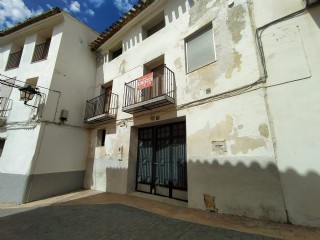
left=186, top=90, right=286, bottom=222
left=87, top=0, right=292, bottom=223
left=84, top=123, right=132, bottom=194
left=184, top=0, right=260, bottom=103
left=253, top=1, right=320, bottom=227
left=96, top=0, right=259, bottom=108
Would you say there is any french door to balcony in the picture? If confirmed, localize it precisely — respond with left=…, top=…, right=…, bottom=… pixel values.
left=104, top=86, right=112, bottom=113
left=136, top=122, right=188, bottom=200
left=141, top=65, right=164, bottom=101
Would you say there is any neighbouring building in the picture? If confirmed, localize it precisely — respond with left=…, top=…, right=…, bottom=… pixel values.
left=1, top=0, right=320, bottom=228
left=0, top=8, right=98, bottom=203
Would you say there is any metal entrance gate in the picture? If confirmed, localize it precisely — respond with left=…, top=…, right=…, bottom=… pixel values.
left=136, top=122, right=187, bottom=200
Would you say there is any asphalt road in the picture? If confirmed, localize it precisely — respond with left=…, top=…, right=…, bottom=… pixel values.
left=0, top=203, right=276, bottom=240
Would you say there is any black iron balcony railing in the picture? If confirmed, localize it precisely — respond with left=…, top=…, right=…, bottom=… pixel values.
left=123, top=65, right=175, bottom=113
left=0, top=97, right=12, bottom=118
left=5, top=50, right=23, bottom=70
left=84, top=92, right=118, bottom=123
left=32, top=40, right=50, bottom=62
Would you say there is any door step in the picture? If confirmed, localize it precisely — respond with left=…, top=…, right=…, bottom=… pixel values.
left=130, top=191, right=188, bottom=208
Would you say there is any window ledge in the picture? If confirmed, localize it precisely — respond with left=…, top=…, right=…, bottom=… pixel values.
left=5, top=66, right=19, bottom=71
left=31, top=58, right=48, bottom=64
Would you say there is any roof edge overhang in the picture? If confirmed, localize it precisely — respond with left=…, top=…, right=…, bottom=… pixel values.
left=0, top=8, right=63, bottom=38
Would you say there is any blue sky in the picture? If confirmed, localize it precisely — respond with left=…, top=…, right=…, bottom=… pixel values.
left=0, top=0, right=139, bottom=33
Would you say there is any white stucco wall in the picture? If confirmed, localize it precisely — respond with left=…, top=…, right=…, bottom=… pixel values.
left=252, top=1, right=320, bottom=226
left=85, top=0, right=320, bottom=226
left=33, top=125, right=89, bottom=174
left=85, top=0, right=287, bottom=222
left=0, top=15, right=64, bottom=179
left=47, top=14, right=98, bottom=126
left=0, top=12, right=98, bottom=203
left=0, top=126, right=41, bottom=176
left=96, top=0, right=260, bottom=110
left=186, top=89, right=286, bottom=221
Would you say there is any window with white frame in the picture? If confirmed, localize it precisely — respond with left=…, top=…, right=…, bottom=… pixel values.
left=185, top=24, right=216, bottom=73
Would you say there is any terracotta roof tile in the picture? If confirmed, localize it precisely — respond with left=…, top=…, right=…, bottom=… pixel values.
left=89, top=0, right=155, bottom=51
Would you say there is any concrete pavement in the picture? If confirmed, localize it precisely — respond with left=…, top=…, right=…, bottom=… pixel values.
left=0, top=190, right=319, bottom=239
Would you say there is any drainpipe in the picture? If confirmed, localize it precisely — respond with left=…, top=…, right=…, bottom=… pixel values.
left=252, top=2, right=310, bottom=224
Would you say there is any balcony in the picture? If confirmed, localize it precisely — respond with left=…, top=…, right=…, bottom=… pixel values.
left=0, top=97, right=12, bottom=126
left=122, top=65, right=175, bottom=114
left=5, top=50, right=22, bottom=70
left=84, top=92, right=118, bottom=124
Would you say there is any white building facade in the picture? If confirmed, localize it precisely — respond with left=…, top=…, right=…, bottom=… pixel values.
left=1, top=0, right=320, bottom=228
left=83, top=0, right=320, bottom=227
left=0, top=9, right=98, bottom=204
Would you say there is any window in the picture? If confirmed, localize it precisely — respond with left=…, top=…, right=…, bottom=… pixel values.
left=5, top=40, right=24, bottom=70
left=6, top=48, right=23, bottom=70
left=146, top=20, right=165, bottom=38
left=142, top=12, right=165, bottom=39
left=101, top=83, right=113, bottom=114
left=109, top=42, right=123, bottom=61
left=0, top=139, right=5, bottom=157
left=112, top=47, right=122, bottom=60
left=185, top=24, right=216, bottom=73
left=32, top=38, right=51, bottom=62
left=25, top=77, right=38, bottom=89
left=97, top=129, right=106, bottom=147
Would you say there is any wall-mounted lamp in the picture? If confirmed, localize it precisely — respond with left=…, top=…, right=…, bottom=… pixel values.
left=19, top=85, right=41, bottom=108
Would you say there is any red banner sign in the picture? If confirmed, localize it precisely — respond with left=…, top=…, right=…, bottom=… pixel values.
left=138, top=72, right=153, bottom=90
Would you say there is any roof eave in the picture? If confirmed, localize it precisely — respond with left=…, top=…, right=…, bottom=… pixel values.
left=89, top=0, right=156, bottom=51
left=0, top=8, right=62, bottom=38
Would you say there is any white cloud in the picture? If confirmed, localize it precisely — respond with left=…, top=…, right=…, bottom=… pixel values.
left=46, top=4, right=53, bottom=9
left=0, top=0, right=43, bottom=30
left=4, top=21, right=13, bottom=28
left=113, top=0, right=135, bottom=14
left=70, top=1, right=80, bottom=12
left=89, top=0, right=105, bottom=8
left=85, top=9, right=95, bottom=17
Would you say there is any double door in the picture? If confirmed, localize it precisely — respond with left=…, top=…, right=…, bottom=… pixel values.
left=136, top=122, right=187, bottom=200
